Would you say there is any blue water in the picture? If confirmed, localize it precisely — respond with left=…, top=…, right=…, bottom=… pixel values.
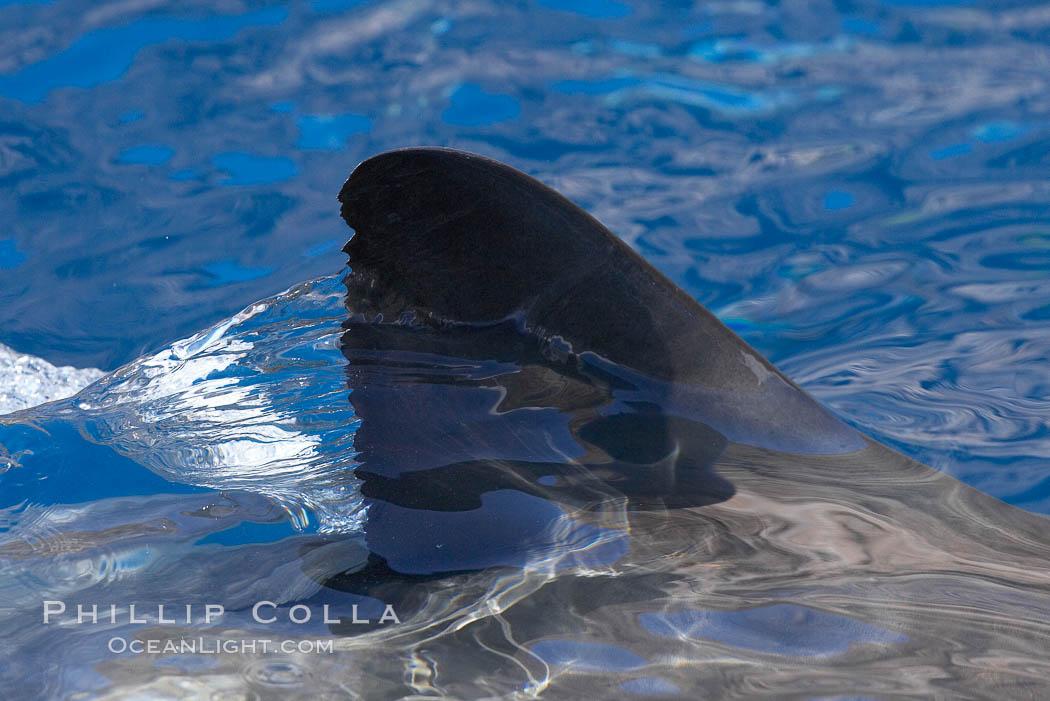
left=2, top=0, right=1050, bottom=697
left=2, top=0, right=1047, bottom=515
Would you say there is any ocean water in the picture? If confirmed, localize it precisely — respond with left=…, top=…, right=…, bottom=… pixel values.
left=2, top=0, right=1050, bottom=698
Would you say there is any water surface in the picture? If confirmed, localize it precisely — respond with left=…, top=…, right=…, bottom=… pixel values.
left=3, top=0, right=1050, bottom=698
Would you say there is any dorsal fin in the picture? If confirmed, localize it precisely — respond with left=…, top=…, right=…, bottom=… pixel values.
left=339, top=147, right=863, bottom=454
left=339, top=147, right=753, bottom=386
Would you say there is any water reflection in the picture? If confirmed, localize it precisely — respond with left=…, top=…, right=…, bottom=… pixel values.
left=3, top=0, right=1050, bottom=696
left=1, top=268, right=1049, bottom=698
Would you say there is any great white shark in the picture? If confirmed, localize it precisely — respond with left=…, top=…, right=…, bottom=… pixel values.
left=332, top=147, right=1048, bottom=578
left=1, top=147, right=1049, bottom=699
left=323, top=147, right=1050, bottom=697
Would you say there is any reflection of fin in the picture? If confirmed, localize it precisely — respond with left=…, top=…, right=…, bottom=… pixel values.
left=341, top=319, right=734, bottom=512
left=339, top=147, right=863, bottom=455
